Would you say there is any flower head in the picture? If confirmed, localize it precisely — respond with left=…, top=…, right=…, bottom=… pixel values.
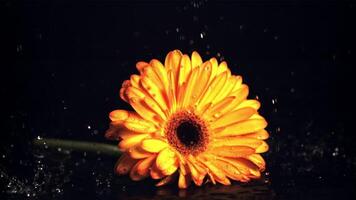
left=106, top=50, right=269, bottom=188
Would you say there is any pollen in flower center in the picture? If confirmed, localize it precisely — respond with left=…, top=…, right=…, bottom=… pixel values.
left=166, top=111, right=209, bottom=155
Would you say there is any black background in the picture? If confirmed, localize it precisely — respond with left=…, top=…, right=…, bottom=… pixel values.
left=1, top=0, right=356, bottom=199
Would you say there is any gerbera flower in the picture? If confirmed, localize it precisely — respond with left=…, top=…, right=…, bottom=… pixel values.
left=106, top=50, right=269, bottom=188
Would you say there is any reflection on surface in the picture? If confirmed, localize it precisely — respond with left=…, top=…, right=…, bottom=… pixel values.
left=116, top=183, right=274, bottom=200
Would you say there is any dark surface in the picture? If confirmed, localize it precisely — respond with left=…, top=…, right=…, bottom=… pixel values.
left=1, top=0, right=356, bottom=199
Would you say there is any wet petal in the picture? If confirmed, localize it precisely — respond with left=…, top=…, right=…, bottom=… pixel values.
left=211, top=107, right=256, bottom=129
left=248, top=154, right=266, bottom=171
left=243, top=129, right=269, bottom=140
left=209, top=146, right=255, bottom=158
left=156, top=148, right=178, bottom=175
left=141, top=138, right=168, bottom=153
left=214, top=119, right=268, bottom=137
left=191, top=51, right=202, bottom=69
left=236, top=99, right=261, bottom=110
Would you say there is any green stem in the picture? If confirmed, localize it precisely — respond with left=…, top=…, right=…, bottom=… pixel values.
left=33, top=138, right=121, bottom=157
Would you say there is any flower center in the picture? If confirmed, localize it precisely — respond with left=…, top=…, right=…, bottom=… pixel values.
left=165, top=111, right=209, bottom=155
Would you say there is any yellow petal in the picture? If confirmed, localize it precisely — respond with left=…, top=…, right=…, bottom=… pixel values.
left=156, top=148, right=178, bottom=175
left=213, top=159, right=246, bottom=182
left=186, top=161, right=204, bottom=186
left=198, top=71, right=229, bottom=109
left=236, top=99, right=261, bottom=110
left=182, top=67, right=200, bottom=108
left=191, top=51, right=202, bottom=69
left=231, top=75, right=243, bottom=93
left=216, top=61, right=229, bottom=76
left=216, top=84, right=249, bottom=115
left=211, top=107, right=256, bottom=129
left=209, top=57, right=218, bottom=83
left=109, top=110, right=157, bottom=133
left=149, top=59, right=170, bottom=97
left=141, top=138, right=168, bottom=153
left=201, top=96, right=235, bottom=117
left=141, top=75, right=168, bottom=113
left=199, top=159, right=231, bottom=185
left=165, top=50, right=182, bottom=71
left=192, top=61, right=212, bottom=104
left=130, top=74, right=141, bottom=88
left=248, top=154, right=266, bottom=171
left=243, top=129, right=269, bottom=140
left=118, top=134, right=148, bottom=151
left=214, top=119, right=268, bottom=137
left=212, top=75, right=236, bottom=104
left=178, top=172, right=191, bottom=189
left=109, top=109, right=129, bottom=122
left=220, top=157, right=261, bottom=177
left=128, top=97, right=161, bottom=126
left=211, top=137, right=269, bottom=153
left=128, top=145, right=152, bottom=159
left=208, top=146, right=255, bottom=158
left=115, top=153, right=137, bottom=175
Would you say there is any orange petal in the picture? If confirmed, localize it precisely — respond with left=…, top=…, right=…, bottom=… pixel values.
left=115, top=153, right=137, bottom=175
left=213, top=159, right=246, bottom=181
left=211, top=107, right=256, bottom=129
left=248, top=154, right=266, bottom=171
left=150, top=161, right=165, bottom=179
left=120, top=80, right=131, bottom=102
left=208, top=146, right=255, bottom=158
left=118, top=134, right=148, bottom=151
left=220, top=157, right=261, bottom=178
left=136, top=61, right=148, bottom=74
left=128, top=145, right=152, bottom=159
left=136, top=155, right=156, bottom=176
left=155, top=173, right=177, bottom=187
left=156, top=148, right=178, bottom=175
left=211, top=137, right=269, bottom=153
left=141, top=138, right=168, bottom=153
left=199, top=159, right=231, bottom=185
left=214, top=119, right=268, bottom=137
